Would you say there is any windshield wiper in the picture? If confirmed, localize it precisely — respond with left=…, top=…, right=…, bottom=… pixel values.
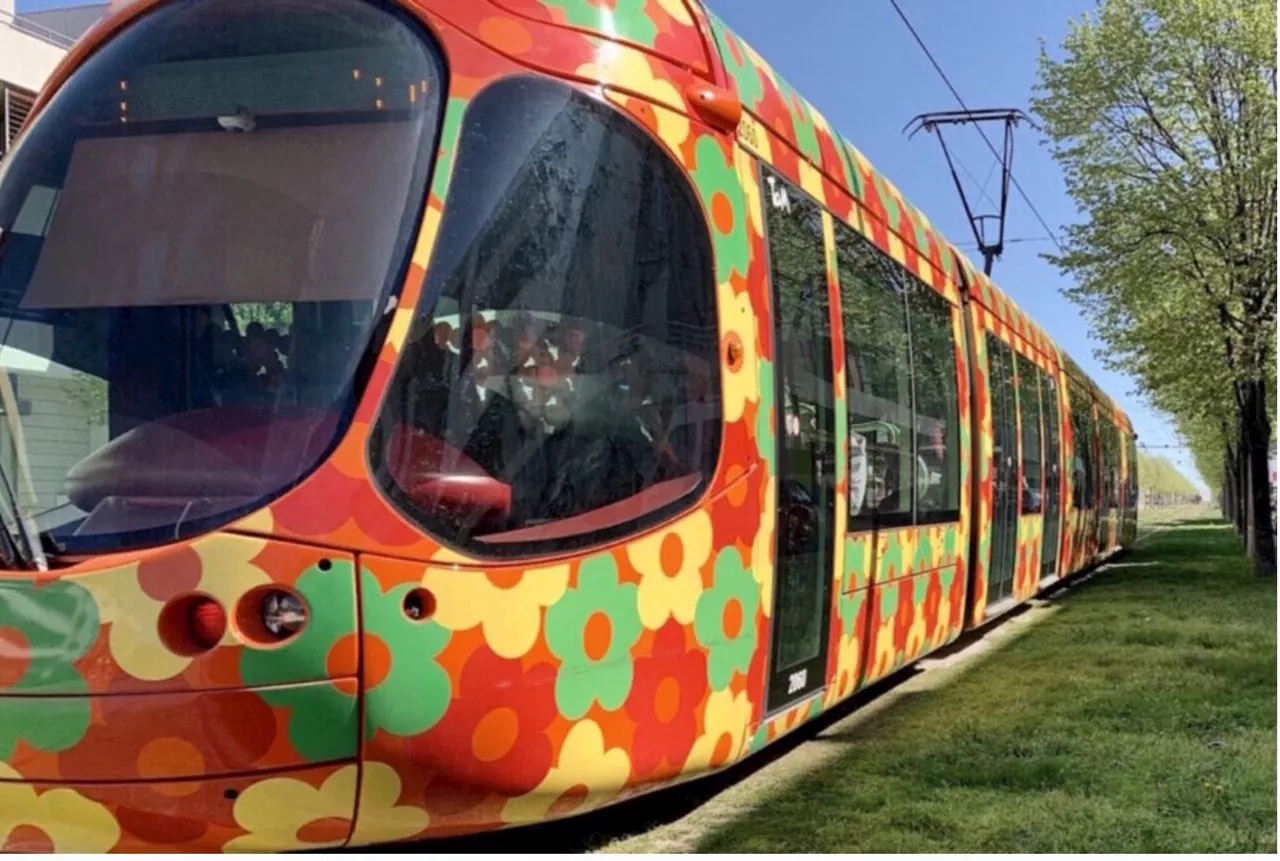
left=0, top=371, right=46, bottom=571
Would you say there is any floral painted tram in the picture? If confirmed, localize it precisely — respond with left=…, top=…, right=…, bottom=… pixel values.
left=0, top=0, right=1138, bottom=851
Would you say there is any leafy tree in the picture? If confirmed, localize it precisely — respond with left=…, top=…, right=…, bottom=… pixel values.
left=1032, top=0, right=1276, bottom=574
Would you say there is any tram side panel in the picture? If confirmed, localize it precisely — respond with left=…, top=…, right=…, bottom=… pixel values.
left=340, top=25, right=778, bottom=839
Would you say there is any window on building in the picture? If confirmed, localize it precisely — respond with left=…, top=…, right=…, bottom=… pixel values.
left=833, top=222, right=914, bottom=527
left=1017, top=354, right=1043, bottom=514
left=370, top=76, right=720, bottom=555
left=907, top=279, right=961, bottom=522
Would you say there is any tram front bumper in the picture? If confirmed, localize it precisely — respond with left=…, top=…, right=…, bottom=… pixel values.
left=0, top=532, right=364, bottom=852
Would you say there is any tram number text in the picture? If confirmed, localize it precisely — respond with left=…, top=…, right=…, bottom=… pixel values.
left=787, top=668, right=808, bottom=695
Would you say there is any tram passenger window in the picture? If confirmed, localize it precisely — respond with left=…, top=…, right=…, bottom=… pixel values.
left=371, top=77, right=720, bottom=555
left=1016, top=355, right=1043, bottom=514
left=1070, top=387, right=1094, bottom=509
left=833, top=222, right=913, bottom=527
left=906, top=281, right=961, bottom=522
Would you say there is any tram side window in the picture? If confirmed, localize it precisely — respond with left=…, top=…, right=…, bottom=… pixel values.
left=371, top=77, right=720, bottom=554
left=833, top=222, right=914, bottom=527
left=1104, top=422, right=1122, bottom=509
left=906, top=280, right=962, bottom=522
left=1016, top=354, right=1043, bottom=514
left=1070, top=387, right=1090, bottom=509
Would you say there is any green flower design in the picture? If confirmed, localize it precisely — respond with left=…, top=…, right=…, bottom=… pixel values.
left=755, top=358, right=776, bottom=474
left=912, top=532, right=934, bottom=575
left=240, top=561, right=360, bottom=762
left=0, top=578, right=97, bottom=758
left=545, top=553, right=642, bottom=720
left=838, top=588, right=865, bottom=640
left=747, top=723, right=770, bottom=755
left=776, top=78, right=821, bottom=164
left=708, top=15, right=764, bottom=109
left=694, top=547, right=760, bottom=691
left=841, top=139, right=867, bottom=199
left=905, top=201, right=931, bottom=256
left=430, top=96, right=469, bottom=202
left=872, top=172, right=902, bottom=230
left=691, top=136, right=750, bottom=284
left=880, top=531, right=906, bottom=583
left=542, top=0, right=657, bottom=46
left=360, top=569, right=451, bottom=739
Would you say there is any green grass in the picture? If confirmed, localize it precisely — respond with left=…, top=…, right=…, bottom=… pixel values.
left=615, top=510, right=1276, bottom=853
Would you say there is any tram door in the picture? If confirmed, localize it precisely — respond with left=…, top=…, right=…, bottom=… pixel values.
left=985, top=333, right=1019, bottom=607
left=1039, top=368, right=1064, bottom=581
left=760, top=168, right=836, bottom=713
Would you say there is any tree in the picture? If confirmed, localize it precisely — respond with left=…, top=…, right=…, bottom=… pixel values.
left=1032, top=0, right=1276, bottom=575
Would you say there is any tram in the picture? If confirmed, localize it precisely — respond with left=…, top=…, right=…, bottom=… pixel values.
left=0, top=0, right=1138, bottom=851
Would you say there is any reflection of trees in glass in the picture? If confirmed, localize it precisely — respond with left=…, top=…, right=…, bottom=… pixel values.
left=231, top=302, right=293, bottom=333
left=833, top=222, right=912, bottom=519
left=1016, top=354, right=1043, bottom=507
left=907, top=283, right=960, bottom=514
left=761, top=169, right=833, bottom=675
left=65, top=371, right=107, bottom=426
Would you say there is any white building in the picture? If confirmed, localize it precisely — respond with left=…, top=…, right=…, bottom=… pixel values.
left=1, top=0, right=109, bottom=511
left=2, top=0, right=107, bottom=156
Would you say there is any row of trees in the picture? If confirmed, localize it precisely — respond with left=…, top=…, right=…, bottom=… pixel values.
left=1032, top=0, right=1276, bottom=575
left=1136, top=452, right=1201, bottom=505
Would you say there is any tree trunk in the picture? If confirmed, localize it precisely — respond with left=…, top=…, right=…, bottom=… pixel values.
left=1235, top=418, right=1249, bottom=535
left=1239, top=379, right=1275, bottom=577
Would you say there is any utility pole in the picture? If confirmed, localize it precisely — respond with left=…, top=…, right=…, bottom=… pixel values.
left=903, top=108, right=1035, bottom=276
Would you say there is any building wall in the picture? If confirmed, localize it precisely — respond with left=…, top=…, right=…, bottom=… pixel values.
left=0, top=12, right=66, bottom=95
left=6, top=369, right=100, bottom=509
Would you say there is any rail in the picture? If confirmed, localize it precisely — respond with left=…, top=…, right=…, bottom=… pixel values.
left=0, top=7, right=77, bottom=50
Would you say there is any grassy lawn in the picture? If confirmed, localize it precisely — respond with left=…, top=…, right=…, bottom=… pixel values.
left=608, top=509, right=1276, bottom=853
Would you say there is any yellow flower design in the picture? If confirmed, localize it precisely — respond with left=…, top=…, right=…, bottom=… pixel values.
left=825, top=629, right=862, bottom=706
left=501, top=719, right=631, bottom=825
left=736, top=142, right=767, bottom=235
left=580, top=50, right=689, bottom=145
left=871, top=616, right=896, bottom=679
left=423, top=563, right=568, bottom=659
left=347, top=762, right=429, bottom=847
left=655, top=0, right=693, bottom=25
left=627, top=509, right=712, bottom=630
left=718, top=280, right=760, bottom=423
left=904, top=611, right=928, bottom=664
left=799, top=159, right=825, bottom=202
left=224, top=765, right=358, bottom=852
left=930, top=592, right=953, bottom=650
left=684, top=688, right=752, bottom=775
left=750, top=476, right=775, bottom=617
left=0, top=763, right=120, bottom=852
left=79, top=534, right=269, bottom=682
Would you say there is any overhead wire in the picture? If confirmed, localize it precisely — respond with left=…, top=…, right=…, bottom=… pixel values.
left=887, top=0, right=1067, bottom=256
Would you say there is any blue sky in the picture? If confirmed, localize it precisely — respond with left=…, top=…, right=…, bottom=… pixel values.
left=13, top=0, right=1207, bottom=491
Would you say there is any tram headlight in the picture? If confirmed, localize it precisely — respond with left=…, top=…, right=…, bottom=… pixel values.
left=261, top=590, right=307, bottom=639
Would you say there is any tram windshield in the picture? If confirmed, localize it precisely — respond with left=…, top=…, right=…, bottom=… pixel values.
left=0, top=0, right=444, bottom=558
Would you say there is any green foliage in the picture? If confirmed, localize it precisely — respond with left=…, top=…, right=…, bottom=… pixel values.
left=1031, top=0, right=1276, bottom=544
left=231, top=302, right=293, bottom=334
left=1138, top=452, right=1200, bottom=497
left=63, top=372, right=107, bottom=427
